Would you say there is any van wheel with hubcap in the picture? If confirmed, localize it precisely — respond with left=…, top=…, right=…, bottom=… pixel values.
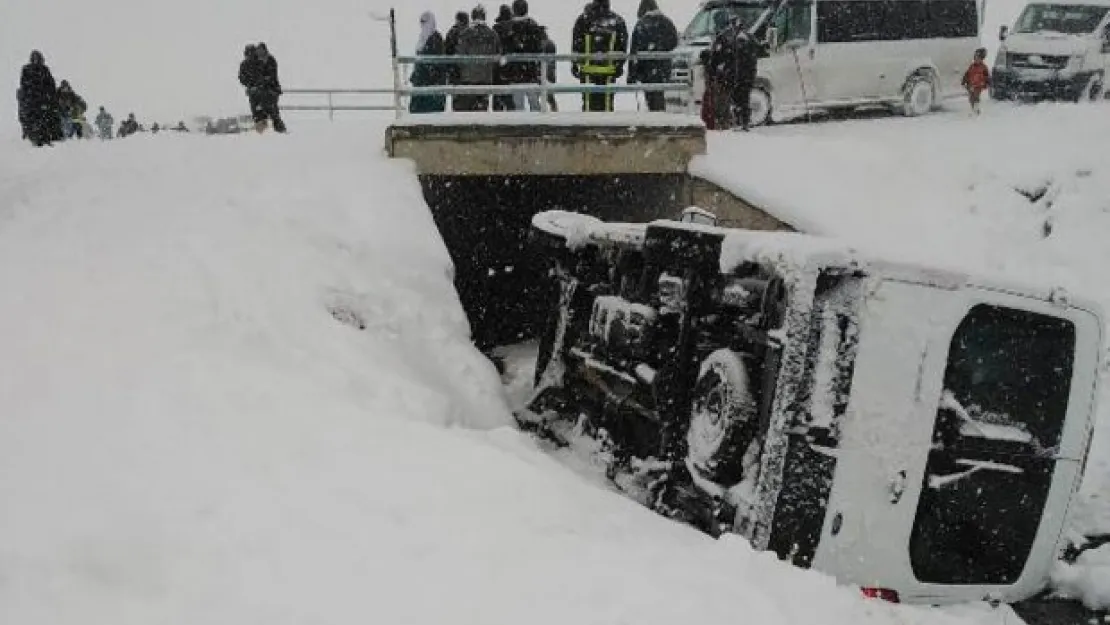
left=902, top=74, right=935, bottom=117
left=686, top=349, right=759, bottom=485
left=748, top=86, right=772, bottom=127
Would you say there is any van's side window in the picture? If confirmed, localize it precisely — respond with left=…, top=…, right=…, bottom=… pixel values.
left=774, top=1, right=814, bottom=44
left=817, top=0, right=977, bottom=42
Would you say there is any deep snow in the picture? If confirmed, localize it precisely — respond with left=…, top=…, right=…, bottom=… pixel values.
left=0, top=124, right=1026, bottom=625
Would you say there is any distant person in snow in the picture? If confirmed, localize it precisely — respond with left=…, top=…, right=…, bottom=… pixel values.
left=630, top=0, right=679, bottom=112
left=572, top=0, right=629, bottom=112
left=962, top=48, right=990, bottom=116
left=503, top=0, right=546, bottom=111
left=454, top=5, right=502, bottom=112
left=19, top=50, right=61, bottom=146
left=174, top=121, right=189, bottom=132
left=118, top=112, right=140, bottom=138
left=444, top=10, right=470, bottom=88
left=56, top=80, right=88, bottom=139
left=239, top=43, right=286, bottom=133
left=17, top=88, right=29, bottom=140
left=95, top=106, right=114, bottom=140
left=409, top=11, right=448, bottom=114
left=492, top=4, right=515, bottom=110
left=255, top=43, right=286, bottom=133
left=541, top=26, right=558, bottom=111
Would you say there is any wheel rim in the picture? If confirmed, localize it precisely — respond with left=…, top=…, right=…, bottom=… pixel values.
left=1086, top=77, right=1104, bottom=102
left=750, top=89, right=771, bottom=126
left=688, top=379, right=729, bottom=469
left=909, top=80, right=933, bottom=115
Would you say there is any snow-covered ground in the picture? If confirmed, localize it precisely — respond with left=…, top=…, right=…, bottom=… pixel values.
left=0, top=124, right=1033, bottom=625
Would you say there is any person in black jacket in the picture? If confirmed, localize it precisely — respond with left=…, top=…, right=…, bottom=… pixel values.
left=255, top=43, right=286, bottom=132
left=454, top=5, right=502, bottom=112
left=238, top=44, right=265, bottom=127
left=572, top=0, right=629, bottom=112
left=444, top=11, right=470, bottom=88
left=18, top=50, right=60, bottom=146
left=702, top=13, right=762, bottom=129
left=56, top=80, right=88, bottom=139
left=503, top=0, right=546, bottom=111
left=409, top=11, right=448, bottom=113
left=118, top=112, right=140, bottom=138
left=541, top=26, right=558, bottom=111
left=492, top=4, right=515, bottom=111
left=629, top=0, right=678, bottom=112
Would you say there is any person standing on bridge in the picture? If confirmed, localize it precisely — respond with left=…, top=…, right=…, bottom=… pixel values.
left=492, top=5, right=516, bottom=111
left=541, top=26, right=558, bottom=111
left=444, top=11, right=470, bottom=89
left=572, top=0, right=629, bottom=112
left=454, top=5, right=502, bottom=112
left=409, top=11, right=448, bottom=114
left=503, top=0, right=546, bottom=112
left=630, top=0, right=679, bottom=113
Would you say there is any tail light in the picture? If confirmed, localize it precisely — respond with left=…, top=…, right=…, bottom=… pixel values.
left=860, top=587, right=900, bottom=603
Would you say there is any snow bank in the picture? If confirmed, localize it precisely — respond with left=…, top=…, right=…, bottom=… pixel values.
left=1052, top=544, right=1110, bottom=610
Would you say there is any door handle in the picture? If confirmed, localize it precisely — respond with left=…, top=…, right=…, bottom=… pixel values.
left=889, top=470, right=907, bottom=504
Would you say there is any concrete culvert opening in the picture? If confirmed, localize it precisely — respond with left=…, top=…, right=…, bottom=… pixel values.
left=421, top=174, right=689, bottom=348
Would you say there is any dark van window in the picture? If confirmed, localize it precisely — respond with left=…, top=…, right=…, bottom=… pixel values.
left=817, top=0, right=977, bottom=42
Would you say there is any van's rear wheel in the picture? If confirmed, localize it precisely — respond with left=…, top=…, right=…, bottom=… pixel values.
left=686, top=349, right=759, bottom=485
left=1077, top=73, right=1105, bottom=102
left=902, top=74, right=936, bottom=117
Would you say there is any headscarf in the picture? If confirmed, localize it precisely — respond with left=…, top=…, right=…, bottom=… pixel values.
left=417, top=11, right=437, bottom=53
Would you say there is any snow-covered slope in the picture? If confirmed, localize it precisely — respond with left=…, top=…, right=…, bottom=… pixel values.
left=0, top=125, right=1016, bottom=625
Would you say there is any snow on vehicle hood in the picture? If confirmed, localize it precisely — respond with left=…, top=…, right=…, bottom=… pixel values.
left=1002, top=31, right=1091, bottom=57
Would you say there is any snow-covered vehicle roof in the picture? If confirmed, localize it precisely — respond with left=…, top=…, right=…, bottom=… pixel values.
left=531, top=210, right=1103, bottom=314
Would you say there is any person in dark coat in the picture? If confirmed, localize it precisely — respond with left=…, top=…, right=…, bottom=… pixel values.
left=503, top=0, right=546, bottom=111
left=444, top=11, right=470, bottom=88
left=630, top=0, right=679, bottom=112
left=454, top=5, right=502, bottom=112
left=239, top=44, right=265, bottom=126
left=409, top=11, right=448, bottom=113
left=56, top=80, right=87, bottom=139
left=492, top=4, right=516, bottom=111
left=19, top=50, right=60, bottom=146
left=541, top=26, right=558, bottom=111
left=118, top=112, right=140, bottom=138
left=572, top=0, right=629, bottom=112
left=701, top=13, right=762, bottom=130
left=255, top=43, right=287, bottom=132
left=17, top=88, right=29, bottom=140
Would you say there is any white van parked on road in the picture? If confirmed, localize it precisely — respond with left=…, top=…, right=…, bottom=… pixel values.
left=666, top=0, right=983, bottom=124
left=993, top=0, right=1110, bottom=101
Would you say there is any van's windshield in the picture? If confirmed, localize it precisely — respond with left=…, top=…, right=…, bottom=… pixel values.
left=684, top=3, right=771, bottom=39
left=1014, top=3, right=1110, bottom=34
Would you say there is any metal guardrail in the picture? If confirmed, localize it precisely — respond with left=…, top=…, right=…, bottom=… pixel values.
left=281, top=51, right=697, bottom=119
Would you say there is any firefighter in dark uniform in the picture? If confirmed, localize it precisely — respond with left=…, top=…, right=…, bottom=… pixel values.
left=572, top=0, right=629, bottom=112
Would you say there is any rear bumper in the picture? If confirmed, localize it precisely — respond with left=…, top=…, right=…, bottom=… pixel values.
left=992, top=68, right=1095, bottom=101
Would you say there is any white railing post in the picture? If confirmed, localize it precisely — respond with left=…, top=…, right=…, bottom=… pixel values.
left=389, top=8, right=403, bottom=118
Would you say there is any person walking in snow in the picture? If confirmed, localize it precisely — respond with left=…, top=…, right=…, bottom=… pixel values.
left=444, top=10, right=470, bottom=90
left=409, top=11, right=448, bottom=114
left=117, top=112, right=139, bottom=138
left=572, top=0, right=629, bottom=112
left=454, top=5, right=502, bottom=112
left=503, top=0, right=546, bottom=111
left=630, top=0, right=679, bottom=112
left=56, top=80, right=88, bottom=139
left=239, top=44, right=265, bottom=127
left=492, top=4, right=516, bottom=111
left=962, top=48, right=990, bottom=116
left=254, top=43, right=287, bottom=133
left=95, top=106, right=114, bottom=140
left=541, top=26, right=558, bottom=111
left=18, top=50, right=61, bottom=146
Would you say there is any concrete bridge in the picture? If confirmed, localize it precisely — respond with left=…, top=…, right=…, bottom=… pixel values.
left=384, top=112, right=790, bottom=346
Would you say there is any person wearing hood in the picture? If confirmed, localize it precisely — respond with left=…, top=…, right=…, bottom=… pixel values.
left=492, top=4, right=515, bottom=110
left=454, top=5, right=502, bottom=112
left=409, top=11, right=448, bottom=113
left=56, top=80, right=87, bottom=139
left=19, top=50, right=60, bottom=146
left=541, top=25, right=559, bottom=111
left=572, top=0, right=629, bottom=112
left=95, top=106, right=114, bottom=140
left=117, top=112, right=140, bottom=138
left=630, top=0, right=678, bottom=112
left=444, top=11, right=470, bottom=87
left=701, top=12, right=762, bottom=130
left=239, top=44, right=265, bottom=127
left=255, top=43, right=287, bottom=133
left=502, top=0, right=546, bottom=111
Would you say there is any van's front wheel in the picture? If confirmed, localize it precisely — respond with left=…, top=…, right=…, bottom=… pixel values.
left=749, top=86, right=772, bottom=127
left=686, top=349, right=759, bottom=485
left=1076, top=73, right=1105, bottom=102
left=902, top=74, right=936, bottom=117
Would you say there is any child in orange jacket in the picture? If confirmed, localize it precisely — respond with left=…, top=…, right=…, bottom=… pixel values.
left=962, top=48, right=991, bottom=115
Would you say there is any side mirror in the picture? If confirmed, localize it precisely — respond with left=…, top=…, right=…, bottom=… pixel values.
left=999, top=25, right=1009, bottom=40
left=766, top=27, right=780, bottom=51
